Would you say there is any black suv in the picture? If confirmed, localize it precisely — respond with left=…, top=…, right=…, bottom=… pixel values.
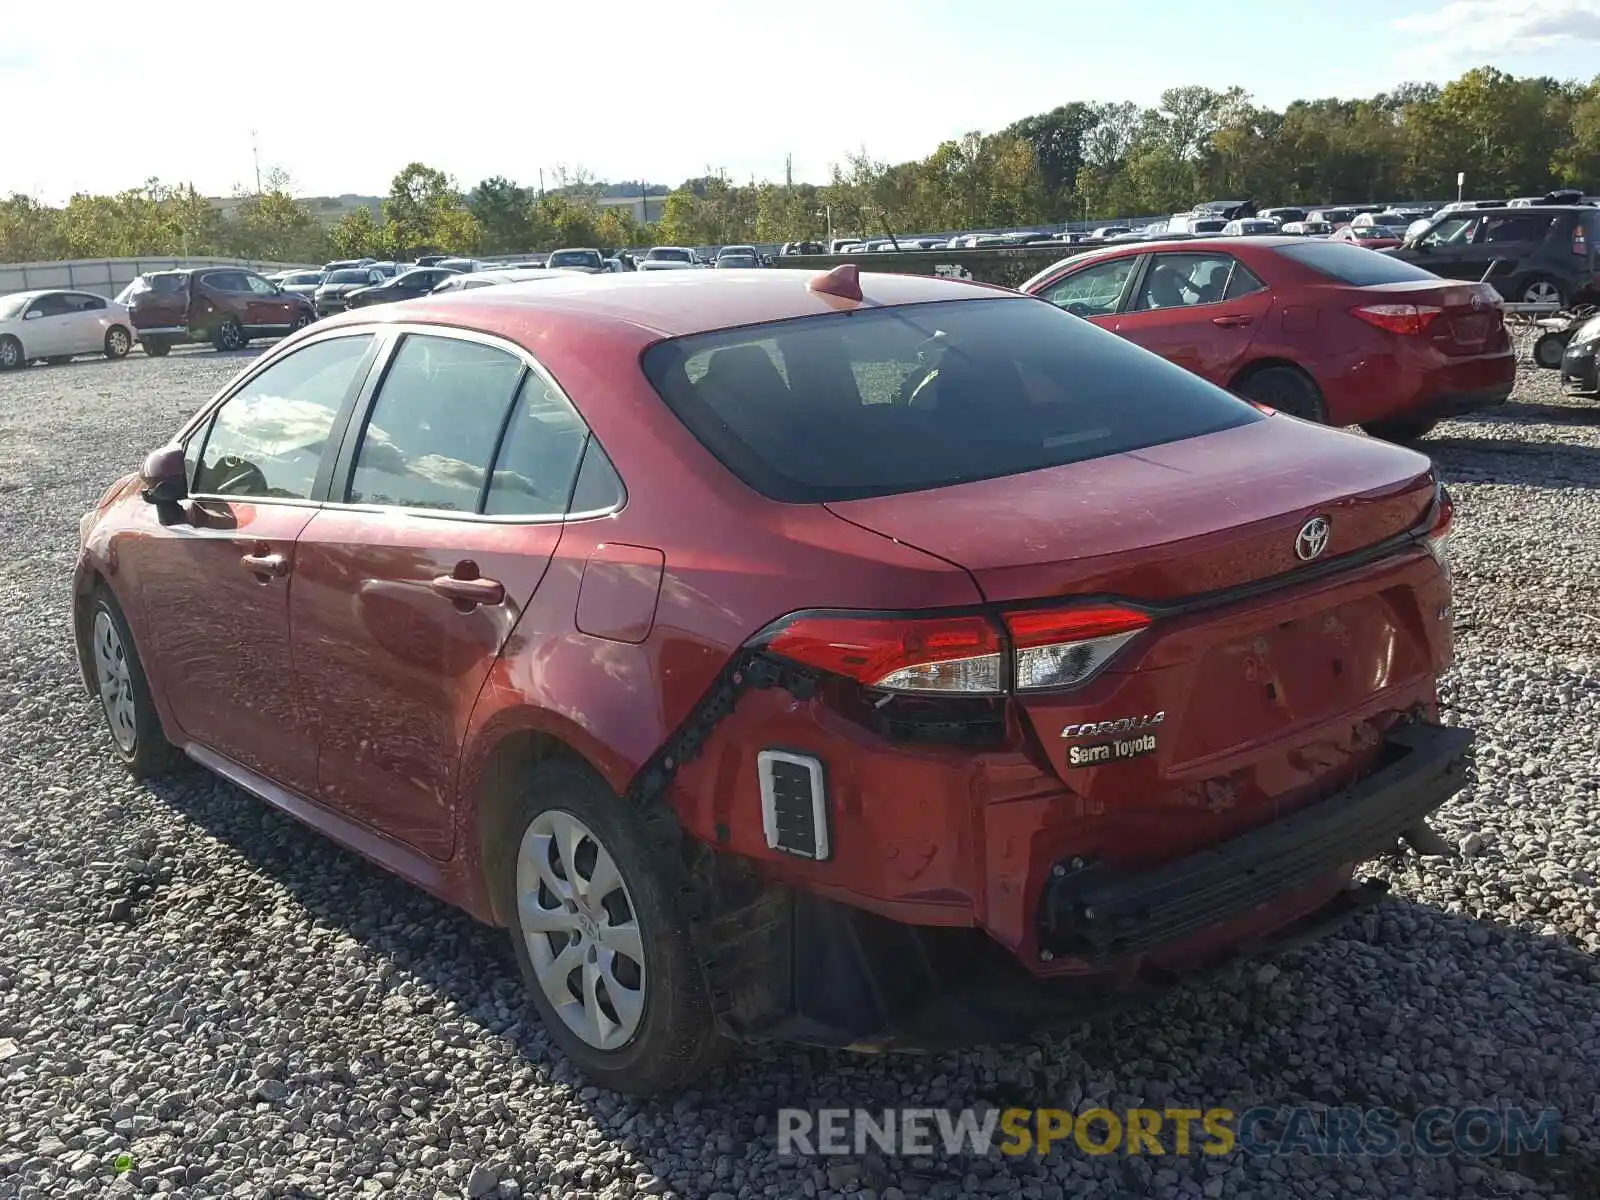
left=1389, top=205, right=1600, bottom=308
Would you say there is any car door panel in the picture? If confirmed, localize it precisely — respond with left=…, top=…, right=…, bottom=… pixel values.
left=22, top=297, right=68, bottom=356
left=1111, top=253, right=1274, bottom=384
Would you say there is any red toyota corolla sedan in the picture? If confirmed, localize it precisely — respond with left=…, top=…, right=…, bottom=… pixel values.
left=74, top=267, right=1472, bottom=1093
left=1021, top=236, right=1515, bottom=443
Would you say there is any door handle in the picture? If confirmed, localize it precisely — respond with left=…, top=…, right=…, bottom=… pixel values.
left=1212, top=314, right=1254, bottom=327
left=241, top=551, right=289, bottom=578
left=430, top=574, right=506, bottom=607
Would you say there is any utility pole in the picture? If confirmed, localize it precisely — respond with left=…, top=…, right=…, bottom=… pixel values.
left=251, top=130, right=262, bottom=196
left=538, top=168, right=545, bottom=200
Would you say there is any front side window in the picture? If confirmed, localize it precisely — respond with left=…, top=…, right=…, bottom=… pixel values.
left=1039, top=257, right=1136, bottom=316
left=642, top=297, right=1261, bottom=503
left=1418, top=217, right=1477, bottom=248
left=192, top=335, right=374, bottom=499
left=1131, top=254, right=1239, bottom=311
left=245, top=274, right=278, bottom=295
left=346, top=335, right=525, bottom=512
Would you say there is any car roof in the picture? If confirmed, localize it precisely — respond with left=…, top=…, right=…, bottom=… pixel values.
left=317, top=268, right=1013, bottom=341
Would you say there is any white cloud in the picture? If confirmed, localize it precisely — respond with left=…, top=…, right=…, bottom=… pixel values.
left=1393, top=0, right=1600, bottom=66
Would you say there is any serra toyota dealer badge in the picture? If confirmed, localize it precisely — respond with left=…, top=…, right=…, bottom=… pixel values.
left=1066, top=732, right=1159, bottom=767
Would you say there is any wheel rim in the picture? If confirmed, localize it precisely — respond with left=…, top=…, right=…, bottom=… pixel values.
left=294, top=314, right=311, bottom=330
left=1525, top=280, right=1560, bottom=306
left=0, top=342, right=16, bottom=368
left=516, top=809, right=646, bottom=1051
left=108, top=329, right=129, bottom=356
left=92, top=610, right=138, bottom=753
left=220, top=321, right=241, bottom=349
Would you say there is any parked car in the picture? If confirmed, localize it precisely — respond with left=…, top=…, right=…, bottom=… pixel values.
left=128, top=268, right=315, bottom=356
left=1558, top=310, right=1600, bottom=395
left=0, top=289, right=136, bottom=368
left=1332, top=225, right=1402, bottom=250
left=1307, top=208, right=1357, bottom=229
left=716, top=244, right=761, bottom=264
left=546, top=248, right=609, bottom=274
left=1280, top=220, right=1334, bottom=237
left=1221, top=219, right=1281, bottom=237
left=1258, top=207, right=1306, bottom=226
left=344, top=267, right=464, bottom=308
left=1021, top=235, right=1515, bottom=442
left=1350, top=211, right=1412, bottom=231
left=370, top=261, right=408, bottom=278
left=430, top=268, right=567, bottom=293
left=75, top=267, right=1469, bottom=1094
left=1389, top=205, right=1600, bottom=308
left=1089, top=225, right=1131, bottom=240
left=714, top=254, right=761, bottom=269
left=271, top=270, right=326, bottom=301
left=637, top=247, right=701, bottom=271
left=314, top=267, right=388, bottom=317
left=435, top=258, right=482, bottom=274
left=323, top=258, right=376, bottom=272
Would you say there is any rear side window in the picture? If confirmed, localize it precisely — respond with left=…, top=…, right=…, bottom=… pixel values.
left=1480, top=213, right=1558, bottom=244
left=1273, top=242, right=1442, bottom=286
left=641, top=297, right=1261, bottom=503
left=192, top=335, right=374, bottom=499
left=481, top=371, right=590, bottom=516
left=136, top=274, right=188, bottom=295
left=347, top=335, right=525, bottom=512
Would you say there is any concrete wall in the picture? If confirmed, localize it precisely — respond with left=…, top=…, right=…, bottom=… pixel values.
left=767, top=245, right=1077, bottom=289
left=0, top=257, right=315, bottom=300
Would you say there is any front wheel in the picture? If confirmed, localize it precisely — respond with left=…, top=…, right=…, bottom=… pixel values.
left=213, top=316, right=245, bottom=352
left=1533, top=331, right=1568, bottom=370
left=0, top=336, right=25, bottom=369
left=1361, top=416, right=1439, bottom=444
left=105, top=326, right=133, bottom=359
left=1233, top=366, right=1328, bottom=422
left=290, top=311, right=313, bottom=332
left=499, top=759, right=727, bottom=1094
left=85, top=590, right=182, bottom=779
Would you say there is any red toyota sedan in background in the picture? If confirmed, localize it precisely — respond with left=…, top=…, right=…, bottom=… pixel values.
left=74, top=268, right=1470, bottom=1093
left=1021, top=236, right=1514, bottom=443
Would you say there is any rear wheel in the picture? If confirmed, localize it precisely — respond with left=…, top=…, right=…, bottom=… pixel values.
left=104, top=326, right=133, bottom=359
left=86, top=589, right=182, bottom=779
left=142, top=338, right=171, bottom=358
left=213, top=316, right=244, bottom=352
left=1361, top=417, right=1439, bottom=444
left=1519, top=275, right=1566, bottom=309
left=0, top=336, right=24, bottom=370
left=1533, top=331, right=1568, bottom=370
left=499, top=759, right=727, bottom=1094
left=1233, top=366, right=1328, bottom=422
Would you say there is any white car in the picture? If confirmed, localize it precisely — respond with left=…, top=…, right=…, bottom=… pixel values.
left=0, top=289, right=136, bottom=369
left=430, top=268, right=568, bottom=293
left=636, top=247, right=702, bottom=271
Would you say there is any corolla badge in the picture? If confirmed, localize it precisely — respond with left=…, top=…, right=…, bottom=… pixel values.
left=1295, top=516, right=1331, bottom=562
left=1060, top=712, right=1165, bottom=740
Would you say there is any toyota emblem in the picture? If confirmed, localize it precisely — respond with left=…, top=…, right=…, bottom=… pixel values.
left=1295, top=516, right=1331, bottom=562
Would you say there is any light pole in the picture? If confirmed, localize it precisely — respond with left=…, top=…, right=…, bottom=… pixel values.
left=816, top=204, right=833, bottom=247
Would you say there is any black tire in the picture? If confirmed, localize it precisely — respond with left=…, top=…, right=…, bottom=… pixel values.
left=1532, top=331, right=1568, bottom=370
left=290, top=311, right=313, bottom=333
left=142, top=338, right=171, bottom=358
left=1518, top=275, right=1566, bottom=309
left=1361, top=417, right=1439, bottom=444
left=104, top=325, right=133, bottom=360
left=85, top=589, right=183, bottom=779
left=0, top=335, right=24, bottom=370
left=1233, top=365, right=1328, bottom=422
left=498, top=758, right=728, bottom=1094
left=213, top=316, right=245, bottom=352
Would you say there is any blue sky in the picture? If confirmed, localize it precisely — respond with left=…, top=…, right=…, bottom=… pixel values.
left=3, top=0, right=1598, bottom=201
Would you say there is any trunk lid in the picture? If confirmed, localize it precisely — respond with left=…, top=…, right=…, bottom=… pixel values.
left=1346, top=278, right=1508, bottom=357
left=824, top=414, right=1436, bottom=604
left=826, top=415, right=1448, bottom=873
left=128, top=273, right=192, bottom=330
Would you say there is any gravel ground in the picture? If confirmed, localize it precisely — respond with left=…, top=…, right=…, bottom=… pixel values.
left=1, top=337, right=1598, bottom=1200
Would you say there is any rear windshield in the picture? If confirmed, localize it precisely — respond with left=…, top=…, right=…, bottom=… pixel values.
left=649, top=248, right=692, bottom=262
left=549, top=251, right=600, bottom=266
left=135, top=273, right=188, bottom=295
left=1274, top=241, right=1441, bottom=285
left=326, top=269, right=370, bottom=284
left=640, top=297, right=1262, bottom=503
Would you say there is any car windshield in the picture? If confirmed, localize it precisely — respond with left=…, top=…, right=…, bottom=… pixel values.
left=0, top=295, right=28, bottom=319
left=648, top=248, right=692, bottom=262
left=549, top=251, right=600, bottom=267
left=640, top=297, right=1261, bottom=503
left=1351, top=227, right=1391, bottom=239
left=1275, top=241, right=1441, bottom=285
left=326, top=270, right=371, bottom=284
left=285, top=273, right=322, bottom=285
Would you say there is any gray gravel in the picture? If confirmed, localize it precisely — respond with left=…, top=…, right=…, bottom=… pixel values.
left=2, top=339, right=1598, bottom=1200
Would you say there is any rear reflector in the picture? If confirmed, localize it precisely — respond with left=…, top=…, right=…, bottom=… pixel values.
left=1353, top=303, right=1444, bottom=336
left=757, top=750, right=829, bottom=860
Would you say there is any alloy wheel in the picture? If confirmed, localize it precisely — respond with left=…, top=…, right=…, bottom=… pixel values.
left=1523, top=279, right=1561, bottom=307
left=107, top=328, right=130, bottom=357
left=92, top=610, right=138, bottom=753
left=516, top=809, right=647, bottom=1051
left=0, top=341, right=18, bottom=369
left=219, top=320, right=243, bottom=350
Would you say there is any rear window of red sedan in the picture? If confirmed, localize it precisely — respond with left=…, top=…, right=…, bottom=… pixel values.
left=641, top=297, right=1262, bottom=502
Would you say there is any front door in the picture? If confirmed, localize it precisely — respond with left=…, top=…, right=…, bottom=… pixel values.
left=20, top=293, right=70, bottom=356
left=291, top=331, right=590, bottom=858
left=1112, top=252, right=1274, bottom=384
left=1032, top=254, right=1141, bottom=330
left=130, top=332, right=380, bottom=793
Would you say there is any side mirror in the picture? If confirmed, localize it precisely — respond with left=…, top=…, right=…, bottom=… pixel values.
left=23, top=309, right=42, bottom=320
left=140, top=444, right=188, bottom=506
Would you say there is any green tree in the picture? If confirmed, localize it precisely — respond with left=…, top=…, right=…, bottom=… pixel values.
left=330, top=206, right=382, bottom=259
left=467, top=176, right=533, bottom=253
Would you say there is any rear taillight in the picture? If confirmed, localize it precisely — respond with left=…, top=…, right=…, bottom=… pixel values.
left=1004, top=605, right=1150, bottom=691
left=759, top=603, right=1150, bottom=695
left=1425, top=480, right=1453, bottom=567
left=1573, top=223, right=1589, bottom=258
left=1353, top=304, right=1444, bottom=336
